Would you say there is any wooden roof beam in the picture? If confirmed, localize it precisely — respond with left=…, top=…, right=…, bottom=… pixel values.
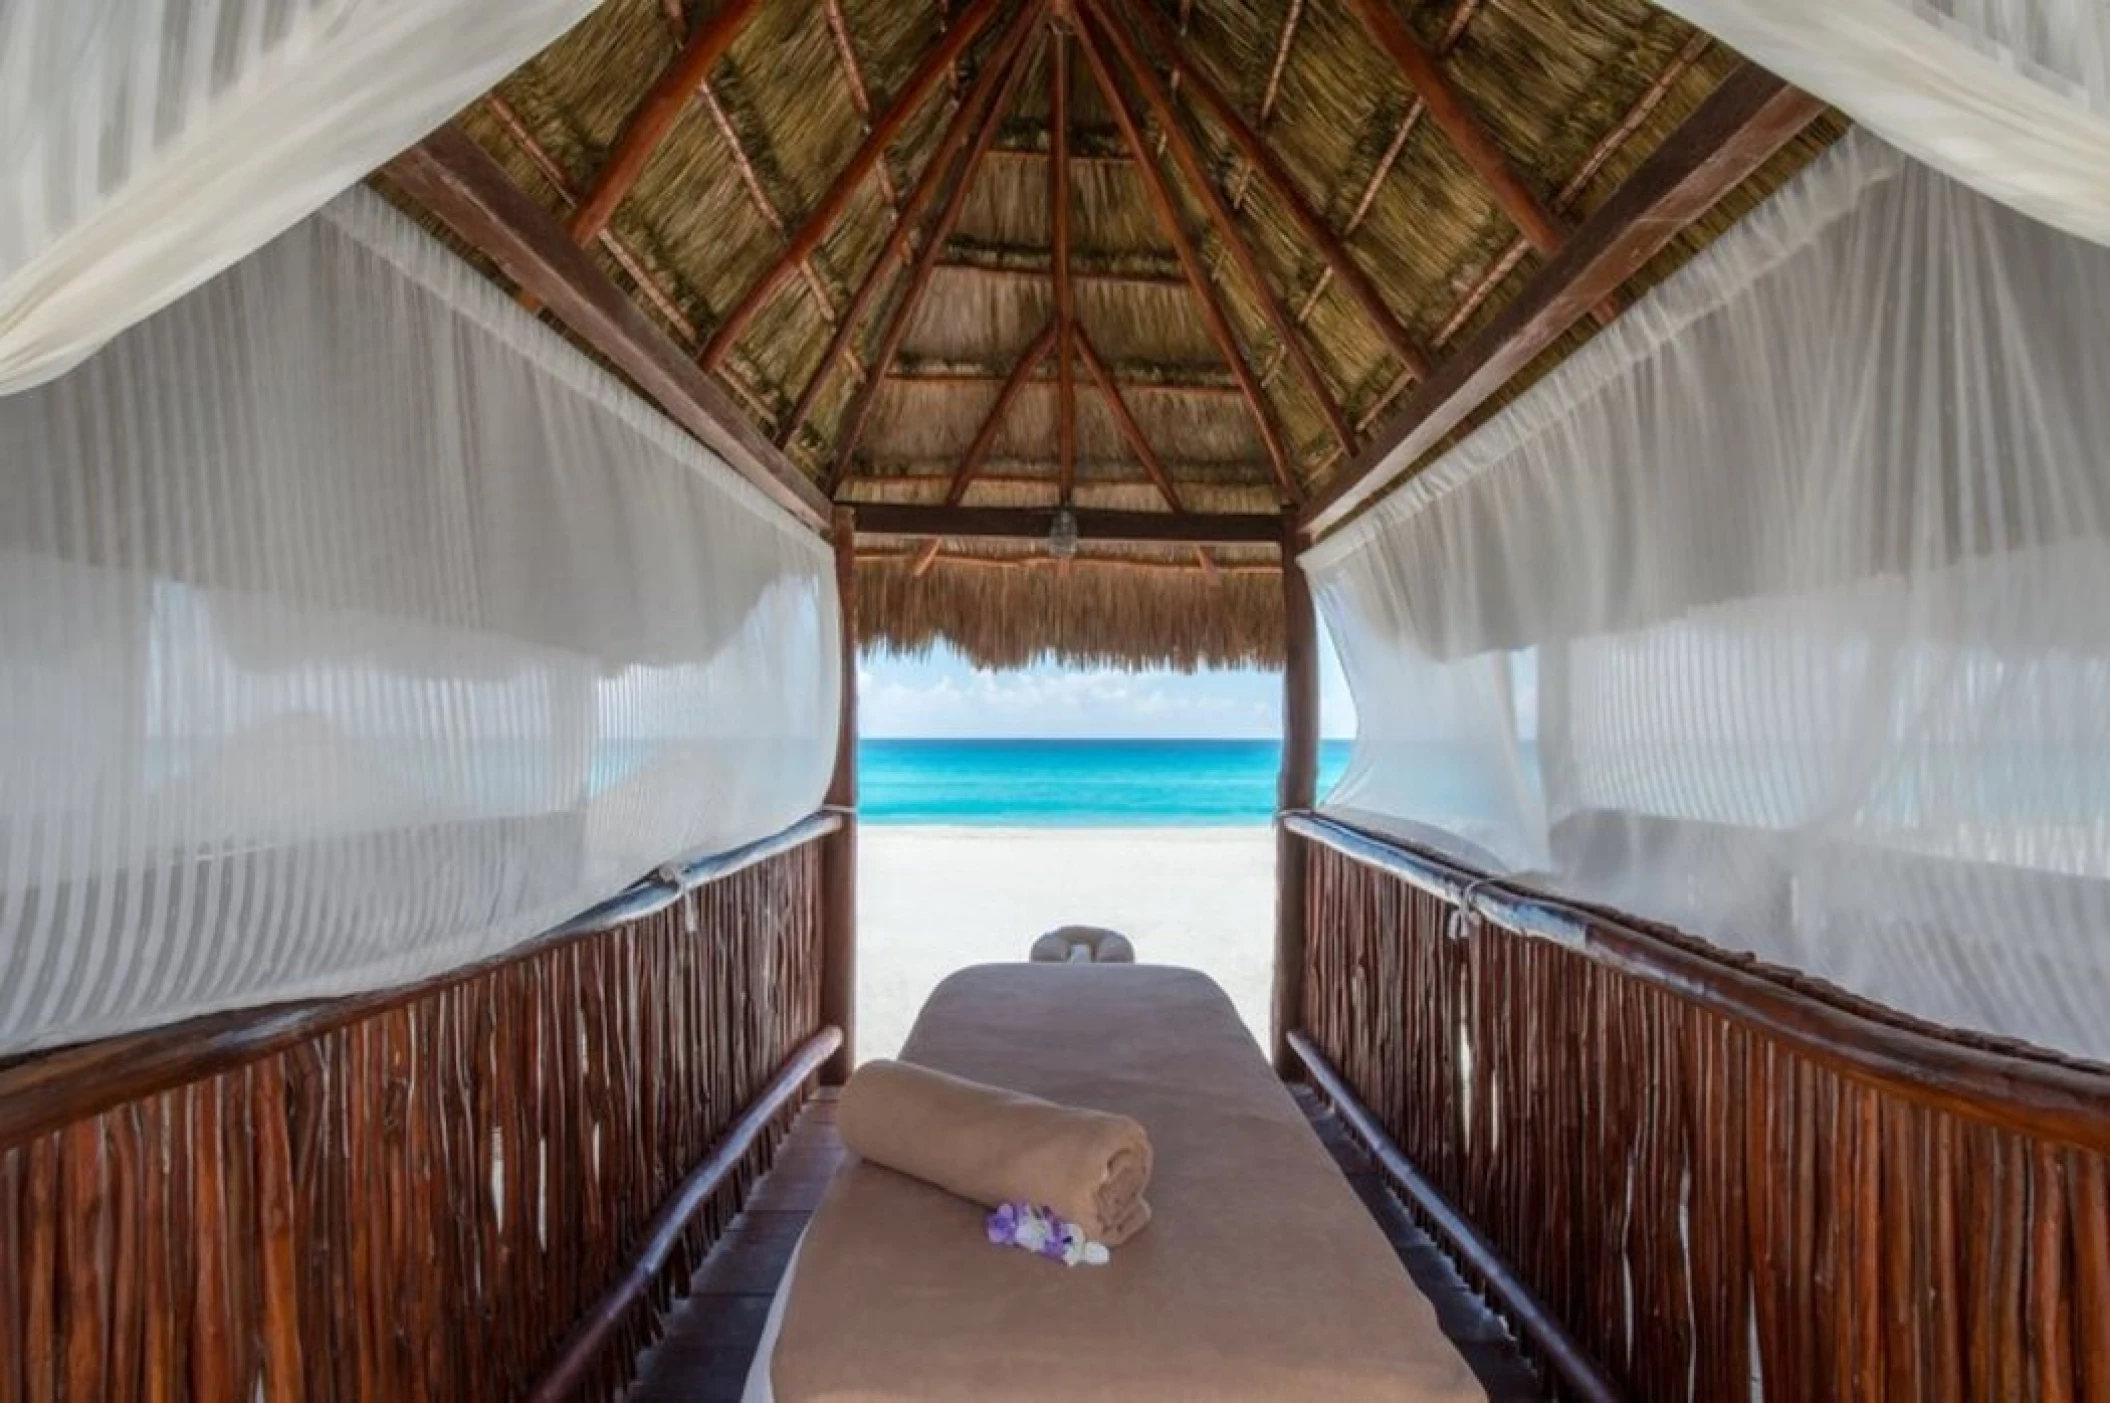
left=1300, top=28, right=1713, bottom=471
left=1073, top=14, right=1299, bottom=504
left=1086, top=4, right=1353, bottom=461
left=1051, top=23, right=1079, bottom=504
left=702, top=0, right=1004, bottom=371
left=781, top=0, right=1043, bottom=444
left=1074, top=323, right=1183, bottom=511
left=387, top=126, right=830, bottom=531
left=855, top=504, right=1282, bottom=545
left=945, top=320, right=1062, bottom=506
left=1343, top=0, right=1616, bottom=326
left=829, top=3, right=1046, bottom=493
left=690, top=79, right=869, bottom=389
left=1108, top=0, right=1431, bottom=380
left=569, top=0, right=764, bottom=246
left=824, top=0, right=903, bottom=213
left=1090, top=19, right=1355, bottom=467
left=1298, top=64, right=1824, bottom=538
left=1344, top=0, right=1558, bottom=253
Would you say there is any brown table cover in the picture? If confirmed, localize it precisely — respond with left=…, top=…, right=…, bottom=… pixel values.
left=771, top=963, right=1486, bottom=1402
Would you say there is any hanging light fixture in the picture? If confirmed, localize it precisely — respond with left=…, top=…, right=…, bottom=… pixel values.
left=1048, top=506, right=1079, bottom=559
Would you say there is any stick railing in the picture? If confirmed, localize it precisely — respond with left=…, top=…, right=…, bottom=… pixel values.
left=1284, top=810, right=2110, bottom=1402
left=0, top=815, right=839, bottom=1403
left=527, top=1025, right=841, bottom=1402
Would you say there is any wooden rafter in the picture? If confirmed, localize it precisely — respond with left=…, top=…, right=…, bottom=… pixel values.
left=1072, top=14, right=1297, bottom=503
left=823, top=0, right=904, bottom=213
left=690, top=78, right=867, bottom=384
left=1307, top=28, right=1715, bottom=472
left=484, top=97, right=700, bottom=341
left=1110, top=0, right=1431, bottom=380
left=781, top=0, right=1043, bottom=445
left=1299, top=63, right=1824, bottom=537
left=1074, top=324, right=1182, bottom=511
left=568, top=0, right=765, bottom=246
left=1087, top=5, right=1353, bottom=457
left=1343, top=0, right=1616, bottom=326
left=1343, top=0, right=1562, bottom=255
left=1259, top=0, right=1304, bottom=125
left=1432, top=30, right=1711, bottom=348
left=945, top=320, right=1062, bottom=505
left=1050, top=24, right=1078, bottom=504
left=702, top=0, right=1004, bottom=371
left=829, top=2, right=1046, bottom=493
left=848, top=466, right=1279, bottom=493
left=872, top=545, right=1279, bottom=577
left=855, top=504, right=1281, bottom=545
left=386, top=126, right=829, bottom=530
left=1260, top=0, right=1480, bottom=386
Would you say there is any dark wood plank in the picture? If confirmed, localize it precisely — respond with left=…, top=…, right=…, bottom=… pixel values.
left=851, top=504, right=1282, bottom=546
left=628, top=1296, right=775, bottom=1403
left=382, top=128, right=831, bottom=532
left=742, top=1143, right=849, bottom=1213
left=690, top=1212, right=811, bottom=1297
left=1298, top=64, right=1825, bottom=537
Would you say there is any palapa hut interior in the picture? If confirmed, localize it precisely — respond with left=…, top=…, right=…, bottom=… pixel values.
left=3, top=0, right=2109, bottom=1399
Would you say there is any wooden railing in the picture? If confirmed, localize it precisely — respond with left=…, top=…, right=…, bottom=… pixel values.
left=1285, top=811, right=2110, bottom=1403
left=0, top=814, right=841, bottom=1403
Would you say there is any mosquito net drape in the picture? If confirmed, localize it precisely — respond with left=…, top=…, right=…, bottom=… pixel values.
left=0, top=188, right=838, bottom=1055
left=1306, top=129, right=2110, bottom=1062
left=1659, top=0, right=2110, bottom=246
left=0, top=0, right=595, bottom=391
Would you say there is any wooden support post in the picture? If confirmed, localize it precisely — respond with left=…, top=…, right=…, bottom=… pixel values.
left=822, top=508, right=860, bottom=1083
left=1274, top=513, right=1319, bottom=1073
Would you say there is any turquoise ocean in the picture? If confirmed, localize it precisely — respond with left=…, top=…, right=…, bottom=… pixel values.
left=860, top=739, right=1354, bottom=827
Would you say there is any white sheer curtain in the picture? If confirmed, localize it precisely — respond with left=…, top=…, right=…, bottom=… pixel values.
left=0, top=188, right=838, bottom=1055
left=1660, top=0, right=2110, bottom=245
left=0, top=0, right=596, bottom=391
left=1306, top=130, right=2110, bottom=1061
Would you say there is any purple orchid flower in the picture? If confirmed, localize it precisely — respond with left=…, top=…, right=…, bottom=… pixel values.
left=984, top=1201, right=1111, bottom=1267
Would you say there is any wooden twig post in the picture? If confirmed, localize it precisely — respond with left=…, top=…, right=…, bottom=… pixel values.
left=1274, top=513, right=1319, bottom=1072
left=822, top=508, right=861, bottom=1083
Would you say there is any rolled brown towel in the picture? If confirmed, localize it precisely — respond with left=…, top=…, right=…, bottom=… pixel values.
left=838, top=1059, right=1154, bottom=1245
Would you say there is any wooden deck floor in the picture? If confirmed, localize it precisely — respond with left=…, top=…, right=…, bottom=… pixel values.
left=629, top=1085, right=1546, bottom=1401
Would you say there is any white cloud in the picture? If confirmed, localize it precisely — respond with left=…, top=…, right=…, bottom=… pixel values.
left=858, top=637, right=1359, bottom=740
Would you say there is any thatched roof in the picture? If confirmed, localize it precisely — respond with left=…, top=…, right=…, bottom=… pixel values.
left=381, top=0, right=1842, bottom=670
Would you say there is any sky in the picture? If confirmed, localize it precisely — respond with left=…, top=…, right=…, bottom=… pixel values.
left=860, top=630, right=1358, bottom=740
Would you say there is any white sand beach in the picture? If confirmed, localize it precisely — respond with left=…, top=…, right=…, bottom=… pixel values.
left=857, top=826, right=1278, bottom=1062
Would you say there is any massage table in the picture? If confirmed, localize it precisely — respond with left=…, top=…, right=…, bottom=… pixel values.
left=744, top=963, right=1487, bottom=1402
